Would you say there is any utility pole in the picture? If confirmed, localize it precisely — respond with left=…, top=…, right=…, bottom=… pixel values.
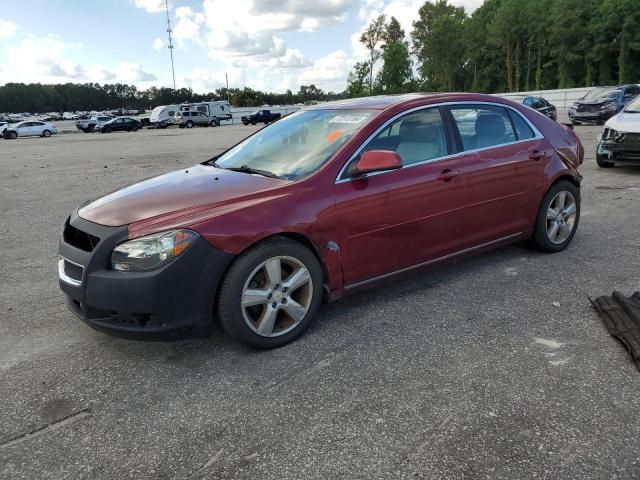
left=225, top=73, right=230, bottom=102
left=165, top=0, right=176, bottom=91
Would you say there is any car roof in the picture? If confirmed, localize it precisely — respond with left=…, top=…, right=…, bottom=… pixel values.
left=305, top=92, right=519, bottom=111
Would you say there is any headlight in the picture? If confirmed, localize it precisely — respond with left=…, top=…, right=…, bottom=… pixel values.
left=111, top=229, right=198, bottom=272
left=601, top=101, right=617, bottom=111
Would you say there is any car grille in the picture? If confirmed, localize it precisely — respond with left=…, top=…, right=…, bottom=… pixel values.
left=63, top=260, right=84, bottom=282
left=63, top=218, right=99, bottom=252
left=577, top=104, right=600, bottom=113
left=623, top=133, right=640, bottom=144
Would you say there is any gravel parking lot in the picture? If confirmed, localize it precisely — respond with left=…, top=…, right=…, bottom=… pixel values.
left=1, top=121, right=639, bottom=479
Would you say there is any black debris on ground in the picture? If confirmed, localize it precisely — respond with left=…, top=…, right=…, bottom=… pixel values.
left=591, top=291, right=640, bottom=370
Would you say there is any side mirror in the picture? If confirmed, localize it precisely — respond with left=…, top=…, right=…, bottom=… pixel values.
left=355, top=150, right=402, bottom=174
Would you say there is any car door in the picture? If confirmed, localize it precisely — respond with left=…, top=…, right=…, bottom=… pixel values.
left=446, top=103, right=548, bottom=248
left=21, top=122, right=39, bottom=136
left=334, top=106, right=466, bottom=287
left=114, top=119, right=126, bottom=131
left=31, top=121, right=45, bottom=135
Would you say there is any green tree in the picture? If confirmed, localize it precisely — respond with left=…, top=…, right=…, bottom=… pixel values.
left=360, top=14, right=387, bottom=93
left=346, top=61, right=371, bottom=97
left=378, top=17, right=412, bottom=93
left=412, top=0, right=467, bottom=91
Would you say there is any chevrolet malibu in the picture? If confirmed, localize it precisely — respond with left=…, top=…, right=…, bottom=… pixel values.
left=58, top=93, right=583, bottom=349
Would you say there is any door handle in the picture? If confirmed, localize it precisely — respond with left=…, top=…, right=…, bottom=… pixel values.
left=529, top=150, right=546, bottom=161
left=437, top=169, right=461, bottom=181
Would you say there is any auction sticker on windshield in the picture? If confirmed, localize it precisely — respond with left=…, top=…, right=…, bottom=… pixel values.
left=328, top=114, right=370, bottom=124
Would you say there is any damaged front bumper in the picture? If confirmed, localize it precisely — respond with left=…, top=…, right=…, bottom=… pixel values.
left=597, top=131, right=640, bottom=165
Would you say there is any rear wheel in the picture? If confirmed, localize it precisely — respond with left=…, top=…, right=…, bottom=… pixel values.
left=209, top=119, right=219, bottom=127
left=596, top=153, right=615, bottom=168
left=132, top=125, right=138, bottom=132
left=217, top=238, right=323, bottom=349
left=571, top=120, right=581, bottom=126
left=186, top=120, right=194, bottom=129
left=528, top=180, right=580, bottom=253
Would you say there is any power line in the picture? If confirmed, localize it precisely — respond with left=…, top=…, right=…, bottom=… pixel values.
left=165, top=0, right=176, bottom=90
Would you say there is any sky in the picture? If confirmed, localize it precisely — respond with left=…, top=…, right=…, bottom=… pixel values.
left=0, top=0, right=483, bottom=94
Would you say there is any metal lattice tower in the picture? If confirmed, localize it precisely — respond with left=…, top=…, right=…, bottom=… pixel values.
left=165, top=0, right=176, bottom=90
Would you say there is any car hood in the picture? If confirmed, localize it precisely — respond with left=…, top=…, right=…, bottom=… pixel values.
left=605, top=111, right=640, bottom=133
left=576, top=99, right=615, bottom=106
left=78, top=164, right=287, bottom=227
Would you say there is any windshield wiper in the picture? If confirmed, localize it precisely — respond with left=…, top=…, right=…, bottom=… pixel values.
left=225, top=165, right=282, bottom=179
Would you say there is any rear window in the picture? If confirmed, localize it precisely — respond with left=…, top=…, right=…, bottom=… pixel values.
left=508, top=110, right=535, bottom=140
left=448, top=105, right=516, bottom=151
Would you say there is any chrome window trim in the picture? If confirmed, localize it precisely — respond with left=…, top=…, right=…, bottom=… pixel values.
left=335, top=101, right=544, bottom=184
left=58, top=257, right=84, bottom=287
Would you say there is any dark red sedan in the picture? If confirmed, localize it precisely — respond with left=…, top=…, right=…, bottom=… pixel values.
left=58, top=93, right=583, bottom=348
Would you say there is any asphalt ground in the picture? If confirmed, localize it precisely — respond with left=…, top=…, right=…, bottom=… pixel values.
left=1, top=120, right=639, bottom=479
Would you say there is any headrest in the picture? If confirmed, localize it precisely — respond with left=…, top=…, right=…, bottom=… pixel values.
left=475, top=114, right=506, bottom=137
left=399, top=121, right=438, bottom=143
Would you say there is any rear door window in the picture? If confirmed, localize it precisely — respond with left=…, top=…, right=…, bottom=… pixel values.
left=448, top=105, right=517, bottom=151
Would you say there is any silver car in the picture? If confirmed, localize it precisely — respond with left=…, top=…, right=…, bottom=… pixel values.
left=2, top=120, right=58, bottom=139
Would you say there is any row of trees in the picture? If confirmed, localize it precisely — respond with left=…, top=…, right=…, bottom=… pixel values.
left=0, top=82, right=344, bottom=113
left=348, top=0, right=640, bottom=96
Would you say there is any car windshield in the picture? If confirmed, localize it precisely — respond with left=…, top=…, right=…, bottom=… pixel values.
left=584, top=88, right=620, bottom=101
left=624, top=95, right=640, bottom=113
left=213, top=109, right=374, bottom=180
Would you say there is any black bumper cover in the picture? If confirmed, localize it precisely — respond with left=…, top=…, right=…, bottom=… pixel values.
left=58, top=211, right=234, bottom=340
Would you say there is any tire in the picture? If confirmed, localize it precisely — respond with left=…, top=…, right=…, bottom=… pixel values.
left=186, top=121, right=194, bottom=129
left=8, top=131, right=17, bottom=140
left=103, top=127, right=111, bottom=133
left=89, top=125, right=95, bottom=132
left=242, top=121, right=248, bottom=126
left=209, top=119, right=219, bottom=127
left=42, top=130, right=51, bottom=137
left=571, top=121, right=581, bottom=126
left=596, top=153, right=615, bottom=168
left=132, top=126, right=138, bottom=132
left=251, top=122, right=256, bottom=126
left=217, top=237, right=323, bottom=349
left=528, top=180, right=580, bottom=253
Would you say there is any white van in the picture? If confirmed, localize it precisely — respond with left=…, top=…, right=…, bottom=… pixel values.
left=179, top=101, right=232, bottom=127
left=149, top=104, right=179, bottom=128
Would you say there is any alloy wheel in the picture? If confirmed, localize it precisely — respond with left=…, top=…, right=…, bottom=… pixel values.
left=241, top=256, right=313, bottom=337
left=546, top=191, right=577, bottom=244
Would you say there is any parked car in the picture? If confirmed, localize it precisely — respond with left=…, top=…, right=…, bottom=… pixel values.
left=522, top=96, right=557, bottom=121
left=241, top=109, right=282, bottom=125
left=175, top=110, right=212, bottom=128
left=596, top=94, right=640, bottom=167
left=95, top=117, right=141, bottom=133
left=3, top=120, right=58, bottom=139
left=180, top=101, right=231, bottom=127
left=58, top=93, right=583, bottom=349
left=569, top=84, right=640, bottom=125
left=76, top=115, right=113, bottom=133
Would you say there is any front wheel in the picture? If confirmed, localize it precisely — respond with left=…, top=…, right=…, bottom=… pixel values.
left=42, top=130, right=51, bottom=137
left=7, top=131, right=17, bottom=139
left=217, top=238, right=323, bottom=349
left=186, top=121, right=194, bottom=129
left=596, top=153, right=614, bottom=168
left=528, top=180, right=580, bottom=253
